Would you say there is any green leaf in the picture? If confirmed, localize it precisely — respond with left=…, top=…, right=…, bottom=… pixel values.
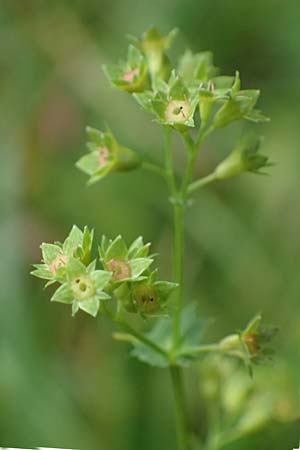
left=51, top=283, right=73, bottom=304
left=131, top=319, right=172, bottom=367
left=132, top=304, right=210, bottom=367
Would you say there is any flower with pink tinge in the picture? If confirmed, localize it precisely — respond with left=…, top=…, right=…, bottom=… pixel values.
left=49, top=254, right=68, bottom=275
left=106, top=259, right=132, bottom=281
left=98, top=147, right=109, bottom=168
left=122, top=67, right=140, bottom=83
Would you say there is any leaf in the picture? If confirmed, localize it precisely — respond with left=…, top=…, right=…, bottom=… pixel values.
left=131, top=304, right=210, bottom=367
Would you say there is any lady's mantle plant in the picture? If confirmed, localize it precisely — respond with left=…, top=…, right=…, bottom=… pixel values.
left=32, top=27, right=277, bottom=450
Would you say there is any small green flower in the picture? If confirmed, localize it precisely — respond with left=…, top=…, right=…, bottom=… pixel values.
left=219, top=314, right=278, bottom=372
left=241, top=314, right=278, bottom=363
left=131, top=270, right=177, bottom=315
left=214, top=132, right=271, bottom=180
left=128, top=26, right=178, bottom=80
left=99, top=235, right=153, bottom=285
left=103, top=45, right=149, bottom=93
left=51, top=258, right=112, bottom=317
left=31, top=225, right=93, bottom=285
left=198, top=76, right=235, bottom=125
left=212, top=71, right=270, bottom=128
left=76, top=127, right=141, bottom=185
left=134, top=71, right=199, bottom=130
left=114, top=270, right=177, bottom=316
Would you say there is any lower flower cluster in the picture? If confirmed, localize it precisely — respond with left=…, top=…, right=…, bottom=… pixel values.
left=31, top=225, right=177, bottom=317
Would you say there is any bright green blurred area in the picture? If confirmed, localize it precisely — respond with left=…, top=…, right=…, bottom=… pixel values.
left=0, top=0, right=300, bottom=449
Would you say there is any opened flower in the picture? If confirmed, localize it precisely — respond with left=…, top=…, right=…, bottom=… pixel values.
left=103, top=45, right=149, bottom=93
left=134, top=71, right=199, bottom=129
left=99, top=235, right=154, bottom=286
left=51, top=258, right=112, bottom=317
left=31, top=225, right=93, bottom=285
left=76, top=127, right=141, bottom=185
left=128, top=26, right=178, bottom=80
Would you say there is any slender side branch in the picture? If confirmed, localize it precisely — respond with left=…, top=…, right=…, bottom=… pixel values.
left=118, top=320, right=168, bottom=358
left=142, top=161, right=168, bottom=180
left=188, top=173, right=217, bottom=194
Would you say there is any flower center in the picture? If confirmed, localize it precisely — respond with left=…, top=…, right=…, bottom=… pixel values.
left=71, top=276, right=95, bottom=300
left=243, top=332, right=260, bottom=357
left=165, top=100, right=190, bottom=123
left=106, top=259, right=131, bottom=281
left=49, top=254, right=68, bottom=275
left=122, top=67, right=140, bottom=83
left=98, top=147, right=110, bottom=168
left=134, top=286, right=160, bottom=313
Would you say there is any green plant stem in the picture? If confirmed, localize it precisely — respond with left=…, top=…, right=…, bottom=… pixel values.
left=164, top=127, right=178, bottom=198
left=188, top=172, right=217, bottom=194
left=170, top=366, right=190, bottom=450
left=142, top=161, right=167, bottom=180
left=175, top=343, right=220, bottom=358
left=118, top=320, right=168, bottom=358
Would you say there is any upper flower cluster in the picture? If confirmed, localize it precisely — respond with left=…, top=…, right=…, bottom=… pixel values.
left=103, top=28, right=269, bottom=132
left=31, top=226, right=176, bottom=318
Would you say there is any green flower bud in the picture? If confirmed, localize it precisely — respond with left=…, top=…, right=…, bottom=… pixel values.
left=103, top=45, right=149, bottom=93
left=128, top=27, right=178, bottom=80
left=214, top=132, right=271, bottom=180
left=212, top=71, right=270, bottom=128
left=76, top=127, right=141, bottom=185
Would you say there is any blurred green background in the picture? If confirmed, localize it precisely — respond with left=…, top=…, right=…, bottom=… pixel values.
left=1, top=0, right=300, bottom=449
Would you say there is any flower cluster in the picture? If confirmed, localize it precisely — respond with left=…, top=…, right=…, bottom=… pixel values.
left=31, top=226, right=176, bottom=318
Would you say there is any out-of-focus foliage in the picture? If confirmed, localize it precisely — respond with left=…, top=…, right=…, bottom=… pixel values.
left=0, top=1, right=300, bottom=449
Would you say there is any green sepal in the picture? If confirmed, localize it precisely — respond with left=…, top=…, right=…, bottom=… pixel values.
left=41, top=243, right=62, bottom=265
left=51, top=283, right=73, bottom=304
left=105, top=235, right=128, bottom=260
